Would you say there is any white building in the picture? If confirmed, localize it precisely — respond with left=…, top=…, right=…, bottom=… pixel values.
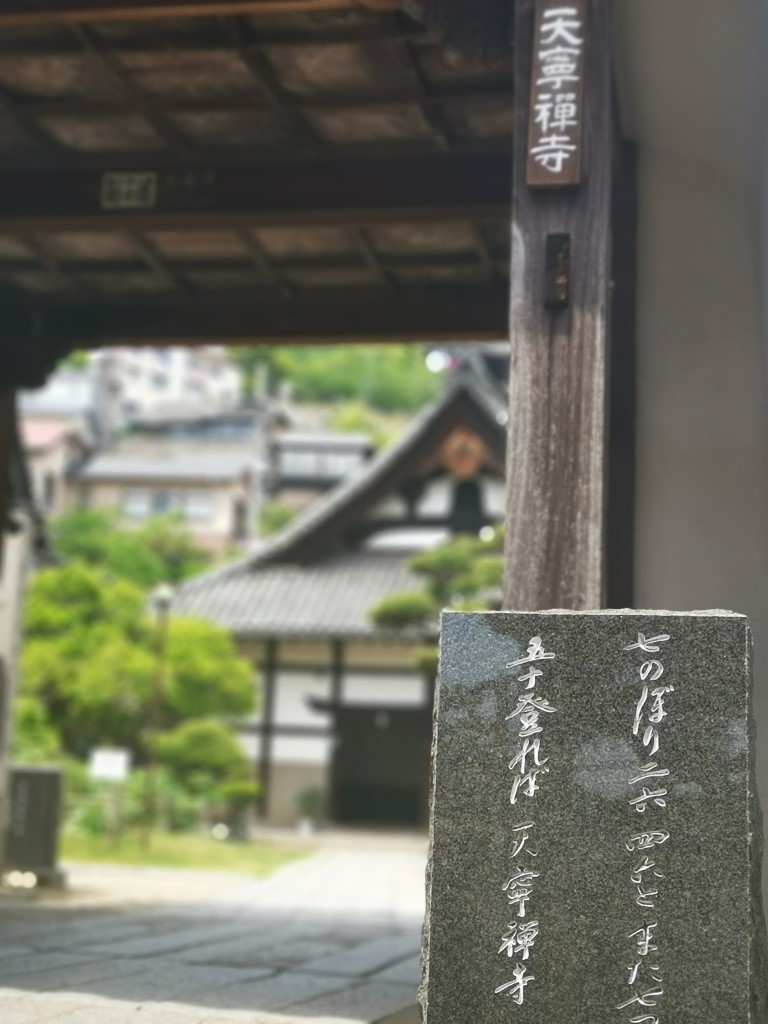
left=95, top=348, right=240, bottom=422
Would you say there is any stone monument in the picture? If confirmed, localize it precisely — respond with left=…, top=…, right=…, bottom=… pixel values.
left=421, top=610, right=768, bottom=1023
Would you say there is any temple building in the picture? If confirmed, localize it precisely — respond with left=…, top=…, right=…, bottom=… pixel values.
left=176, top=370, right=507, bottom=827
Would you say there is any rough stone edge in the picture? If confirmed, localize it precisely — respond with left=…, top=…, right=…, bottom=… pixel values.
left=418, top=612, right=449, bottom=1024
left=746, top=618, right=768, bottom=1022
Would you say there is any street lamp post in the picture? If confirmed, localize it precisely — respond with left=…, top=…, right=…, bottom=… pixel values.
left=141, top=582, right=173, bottom=852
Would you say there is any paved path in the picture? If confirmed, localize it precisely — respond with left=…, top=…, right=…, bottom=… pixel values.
left=0, top=842, right=426, bottom=1024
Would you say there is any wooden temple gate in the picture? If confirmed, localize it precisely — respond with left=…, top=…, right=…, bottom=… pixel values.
left=0, top=0, right=632, bottom=817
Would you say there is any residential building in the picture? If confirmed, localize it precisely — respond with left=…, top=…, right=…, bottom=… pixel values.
left=176, top=371, right=507, bottom=827
left=71, top=454, right=257, bottom=554
left=95, top=348, right=240, bottom=423
left=269, top=432, right=374, bottom=511
left=20, top=419, right=89, bottom=518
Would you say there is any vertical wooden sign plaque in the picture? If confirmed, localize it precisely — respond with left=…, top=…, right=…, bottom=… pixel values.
left=526, top=0, right=587, bottom=188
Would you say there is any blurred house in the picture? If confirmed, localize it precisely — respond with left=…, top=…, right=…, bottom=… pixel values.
left=268, top=432, right=374, bottom=511
left=70, top=454, right=257, bottom=555
left=20, top=419, right=89, bottom=518
left=95, top=347, right=240, bottom=423
left=176, top=370, right=507, bottom=828
left=19, top=366, right=108, bottom=448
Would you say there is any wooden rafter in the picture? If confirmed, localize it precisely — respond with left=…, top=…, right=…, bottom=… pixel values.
left=354, top=227, right=395, bottom=288
left=133, top=234, right=191, bottom=291
left=221, top=15, right=321, bottom=153
left=71, top=23, right=195, bottom=155
left=17, top=235, right=83, bottom=292
left=235, top=228, right=295, bottom=296
left=0, top=0, right=401, bottom=29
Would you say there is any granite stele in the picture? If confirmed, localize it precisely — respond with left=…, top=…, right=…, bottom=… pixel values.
left=422, top=611, right=768, bottom=1024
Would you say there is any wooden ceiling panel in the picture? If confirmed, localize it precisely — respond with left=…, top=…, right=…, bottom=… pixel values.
left=264, top=40, right=411, bottom=96
left=415, top=44, right=513, bottom=86
left=169, top=108, right=290, bottom=147
left=254, top=225, right=356, bottom=259
left=306, top=103, right=432, bottom=144
left=0, top=5, right=513, bottom=346
left=115, top=48, right=259, bottom=100
left=0, top=237, right=34, bottom=260
left=0, top=53, right=120, bottom=102
left=442, top=96, right=513, bottom=140
left=42, top=230, right=137, bottom=260
left=39, top=112, right=163, bottom=151
left=147, top=228, right=248, bottom=259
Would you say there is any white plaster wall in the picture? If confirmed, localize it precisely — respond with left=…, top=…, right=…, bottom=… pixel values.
left=274, top=671, right=332, bottom=727
left=343, top=672, right=425, bottom=708
left=633, top=146, right=768, bottom=900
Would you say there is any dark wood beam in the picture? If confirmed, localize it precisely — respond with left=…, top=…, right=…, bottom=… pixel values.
left=7, top=86, right=511, bottom=122
left=0, top=0, right=399, bottom=29
left=503, top=0, right=613, bottom=610
left=0, top=22, right=427, bottom=57
left=0, top=152, right=512, bottom=232
left=4, top=285, right=509, bottom=347
left=605, top=141, right=638, bottom=608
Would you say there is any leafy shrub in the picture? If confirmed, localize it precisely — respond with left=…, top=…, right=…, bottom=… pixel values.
left=368, top=590, right=437, bottom=630
left=259, top=500, right=297, bottom=537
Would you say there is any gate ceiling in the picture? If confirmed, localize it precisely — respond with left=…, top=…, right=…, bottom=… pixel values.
left=0, top=0, right=512, bottom=361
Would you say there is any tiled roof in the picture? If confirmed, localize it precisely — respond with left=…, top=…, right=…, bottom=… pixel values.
left=174, top=550, right=421, bottom=640
left=74, top=454, right=255, bottom=483
left=258, top=370, right=507, bottom=565
left=174, top=370, right=507, bottom=638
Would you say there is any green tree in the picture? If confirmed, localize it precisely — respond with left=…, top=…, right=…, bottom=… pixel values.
left=61, top=350, right=89, bottom=370
left=136, top=515, right=211, bottom=582
left=271, top=344, right=439, bottom=412
left=156, top=720, right=249, bottom=793
left=52, top=509, right=210, bottom=586
left=368, top=526, right=504, bottom=650
left=21, top=563, right=255, bottom=760
left=230, top=344, right=440, bottom=412
left=258, top=499, right=296, bottom=537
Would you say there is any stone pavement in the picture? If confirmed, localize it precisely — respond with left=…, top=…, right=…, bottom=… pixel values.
left=0, top=839, right=426, bottom=1024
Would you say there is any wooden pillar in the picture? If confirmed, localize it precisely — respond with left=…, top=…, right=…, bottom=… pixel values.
left=256, top=639, right=277, bottom=818
left=503, top=0, right=613, bottom=610
left=328, top=639, right=344, bottom=823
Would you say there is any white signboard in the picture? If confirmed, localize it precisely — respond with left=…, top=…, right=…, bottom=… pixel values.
left=88, top=747, right=131, bottom=783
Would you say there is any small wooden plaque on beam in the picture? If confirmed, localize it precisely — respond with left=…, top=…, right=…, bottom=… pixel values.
left=526, top=0, right=587, bottom=189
